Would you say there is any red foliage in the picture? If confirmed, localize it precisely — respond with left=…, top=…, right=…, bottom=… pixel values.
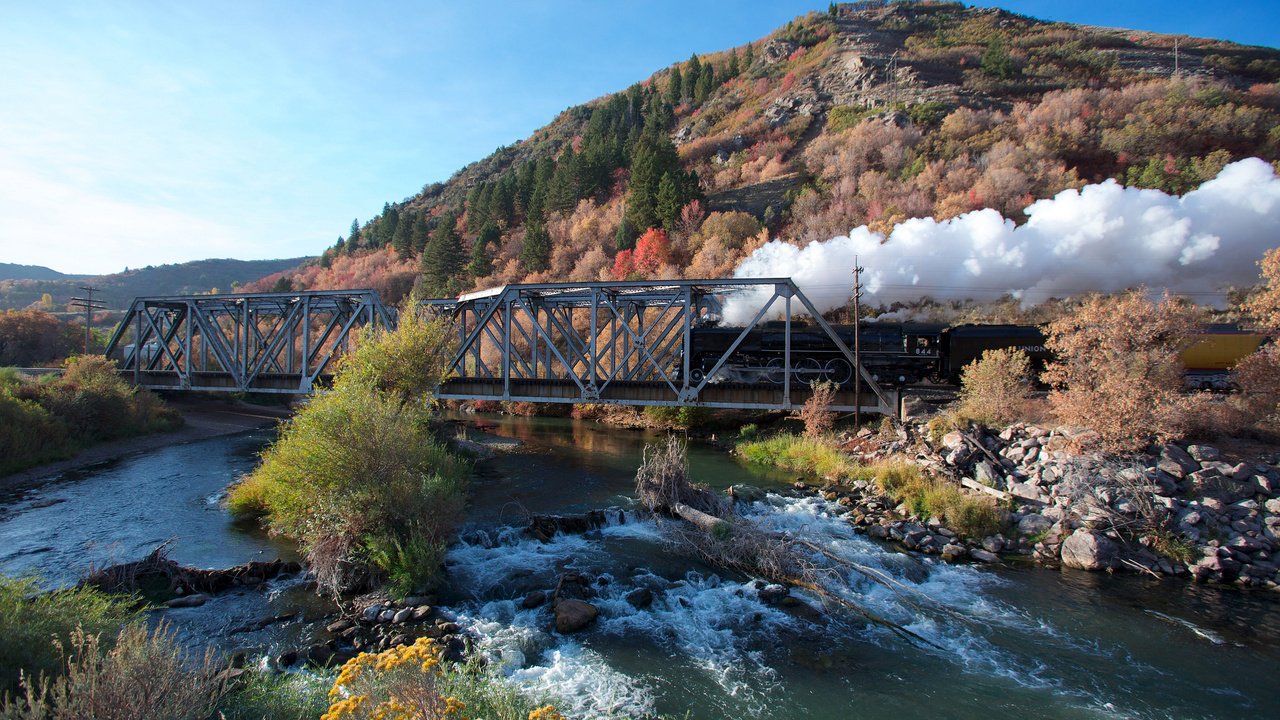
left=788, top=47, right=807, bottom=62
left=612, top=249, right=636, bottom=280
left=780, top=71, right=797, bottom=93
left=633, top=229, right=671, bottom=275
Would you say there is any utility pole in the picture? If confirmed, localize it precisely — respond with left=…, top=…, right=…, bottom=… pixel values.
left=1173, top=38, right=1179, bottom=77
left=852, top=256, right=863, bottom=428
left=69, top=286, right=106, bottom=355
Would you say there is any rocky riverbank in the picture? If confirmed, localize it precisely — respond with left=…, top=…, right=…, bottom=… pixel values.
left=809, top=421, right=1280, bottom=590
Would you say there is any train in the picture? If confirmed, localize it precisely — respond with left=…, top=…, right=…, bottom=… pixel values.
left=686, top=320, right=1268, bottom=389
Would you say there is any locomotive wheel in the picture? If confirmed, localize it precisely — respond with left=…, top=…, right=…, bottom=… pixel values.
left=825, top=358, right=853, bottom=385
left=689, top=367, right=706, bottom=384
left=765, top=358, right=785, bottom=384
left=796, top=357, right=823, bottom=385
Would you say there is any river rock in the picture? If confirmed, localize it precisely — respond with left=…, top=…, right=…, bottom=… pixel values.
left=1161, top=444, right=1200, bottom=475
left=164, top=593, right=209, bottom=608
left=1017, top=513, right=1052, bottom=537
left=554, top=599, right=599, bottom=633
left=326, top=619, right=354, bottom=634
left=970, top=548, right=1001, bottom=563
left=758, top=583, right=789, bottom=604
left=522, top=590, right=547, bottom=609
left=1060, top=530, right=1118, bottom=571
left=728, top=485, right=767, bottom=503
left=411, top=606, right=433, bottom=622
left=625, top=587, right=654, bottom=609
left=1187, top=445, right=1221, bottom=463
left=392, top=608, right=413, bottom=624
left=941, top=544, right=967, bottom=562
left=361, top=604, right=384, bottom=622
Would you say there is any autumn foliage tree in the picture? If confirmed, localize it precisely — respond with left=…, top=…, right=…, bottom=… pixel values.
left=1042, top=291, right=1201, bottom=452
left=957, top=348, right=1033, bottom=426
left=1245, top=246, right=1280, bottom=334
left=633, top=228, right=671, bottom=275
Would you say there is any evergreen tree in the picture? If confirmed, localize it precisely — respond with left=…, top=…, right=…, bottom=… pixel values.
left=347, top=219, right=361, bottom=254
left=686, top=54, right=702, bottom=99
left=743, top=43, right=755, bottom=73
left=378, top=204, right=399, bottom=248
left=695, top=66, right=715, bottom=104
left=468, top=223, right=499, bottom=278
left=421, top=212, right=463, bottom=295
left=656, top=172, right=682, bottom=231
left=392, top=210, right=413, bottom=257
left=411, top=215, right=430, bottom=255
left=334, top=236, right=346, bottom=254
left=726, top=48, right=740, bottom=79
left=520, top=222, right=551, bottom=273
left=546, top=146, right=580, bottom=214
left=615, top=215, right=634, bottom=251
left=667, top=65, right=683, bottom=105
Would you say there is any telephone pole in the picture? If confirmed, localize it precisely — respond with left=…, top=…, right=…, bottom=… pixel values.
left=69, top=286, right=106, bottom=354
left=852, top=256, right=863, bottom=428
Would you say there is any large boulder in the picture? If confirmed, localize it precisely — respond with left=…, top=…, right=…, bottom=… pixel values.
left=554, top=599, right=599, bottom=633
left=1060, top=529, right=1119, bottom=571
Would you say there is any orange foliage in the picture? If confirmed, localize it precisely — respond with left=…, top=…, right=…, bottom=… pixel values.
left=633, top=229, right=671, bottom=275
left=249, top=248, right=419, bottom=306
left=612, top=250, right=636, bottom=280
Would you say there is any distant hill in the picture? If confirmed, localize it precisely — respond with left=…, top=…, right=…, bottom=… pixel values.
left=0, top=263, right=90, bottom=282
left=0, top=257, right=309, bottom=312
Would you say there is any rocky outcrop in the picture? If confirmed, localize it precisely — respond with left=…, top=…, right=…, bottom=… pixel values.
left=1060, top=530, right=1118, bottom=571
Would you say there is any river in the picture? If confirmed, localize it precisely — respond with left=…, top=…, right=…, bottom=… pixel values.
left=1, top=416, right=1277, bottom=719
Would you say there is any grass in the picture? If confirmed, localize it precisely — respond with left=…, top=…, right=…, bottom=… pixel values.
left=217, top=668, right=334, bottom=720
left=737, top=433, right=858, bottom=480
left=1151, top=530, right=1199, bottom=564
left=866, top=460, right=1003, bottom=538
left=0, top=575, right=137, bottom=696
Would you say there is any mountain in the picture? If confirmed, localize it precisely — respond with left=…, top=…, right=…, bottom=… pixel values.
left=251, top=1, right=1280, bottom=306
left=0, top=263, right=90, bottom=282
left=0, top=257, right=309, bottom=312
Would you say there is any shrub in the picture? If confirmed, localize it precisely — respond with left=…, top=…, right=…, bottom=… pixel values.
left=0, top=622, right=223, bottom=720
left=322, top=637, right=550, bottom=720
left=1042, top=291, right=1201, bottom=452
left=228, top=316, right=468, bottom=596
left=797, top=380, right=838, bottom=438
left=957, top=348, right=1032, bottom=426
left=0, top=577, right=136, bottom=697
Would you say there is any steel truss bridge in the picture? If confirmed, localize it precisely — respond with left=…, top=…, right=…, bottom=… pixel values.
left=105, top=280, right=898, bottom=416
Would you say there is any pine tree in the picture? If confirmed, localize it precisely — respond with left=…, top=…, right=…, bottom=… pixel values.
left=468, top=223, right=499, bottom=278
left=392, top=210, right=413, bottom=257
left=667, top=65, right=683, bottom=105
left=695, top=66, right=715, bottom=104
left=686, top=54, right=702, bottom=99
left=347, top=219, right=361, bottom=253
left=743, top=43, right=755, bottom=73
left=656, top=172, right=681, bottom=231
left=411, top=215, right=430, bottom=255
left=421, top=212, right=463, bottom=295
left=727, top=47, right=740, bottom=79
left=546, top=146, right=580, bottom=214
left=520, top=222, right=551, bottom=273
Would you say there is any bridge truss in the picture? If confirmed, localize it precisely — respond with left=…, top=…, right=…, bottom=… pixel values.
left=103, top=290, right=395, bottom=393
left=428, top=278, right=896, bottom=415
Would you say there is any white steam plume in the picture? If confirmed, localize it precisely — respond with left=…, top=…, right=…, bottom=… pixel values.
left=722, top=158, right=1280, bottom=325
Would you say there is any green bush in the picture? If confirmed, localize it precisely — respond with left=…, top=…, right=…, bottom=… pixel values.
left=228, top=317, right=468, bottom=597
left=0, top=357, right=181, bottom=476
left=869, top=460, right=1001, bottom=537
left=0, top=576, right=136, bottom=696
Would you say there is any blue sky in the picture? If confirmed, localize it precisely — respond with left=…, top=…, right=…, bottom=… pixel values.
left=1, top=1, right=1277, bottom=275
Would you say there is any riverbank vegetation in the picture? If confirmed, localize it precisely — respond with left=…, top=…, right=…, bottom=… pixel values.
left=228, top=316, right=467, bottom=596
left=0, top=357, right=182, bottom=476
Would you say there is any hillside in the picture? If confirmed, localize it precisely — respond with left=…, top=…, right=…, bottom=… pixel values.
left=0, top=257, right=309, bottom=312
left=0, top=263, right=91, bottom=283
left=251, top=1, right=1280, bottom=307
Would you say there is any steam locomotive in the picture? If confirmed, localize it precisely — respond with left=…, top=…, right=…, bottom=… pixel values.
left=686, top=320, right=1266, bottom=389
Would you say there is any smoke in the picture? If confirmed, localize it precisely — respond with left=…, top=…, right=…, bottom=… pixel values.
left=722, top=158, right=1280, bottom=325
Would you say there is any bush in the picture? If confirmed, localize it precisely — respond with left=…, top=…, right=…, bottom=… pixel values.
left=643, top=405, right=711, bottom=429
left=0, top=622, right=223, bottom=720
left=1042, top=291, right=1201, bottom=452
left=322, top=637, right=553, bottom=720
left=957, top=348, right=1032, bottom=426
left=797, top=381, right=838, bottom=438
left=228, top=316, right=468, bottom=596
left=0, top=576, right=136, bottom=696
left=0, top=356, right=181, bottom=475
